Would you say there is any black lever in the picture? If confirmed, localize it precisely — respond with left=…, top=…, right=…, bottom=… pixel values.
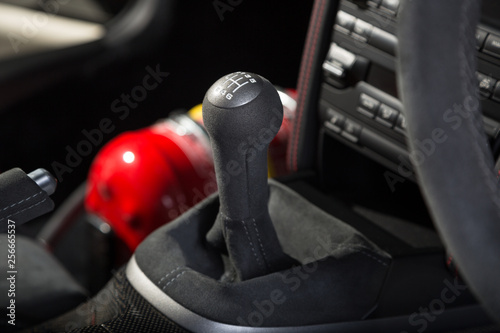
left=0, top=168, right=56, bottom=231
left=203, top=72, right=282, bottom=221
left=203, top=72, right=293, bottom=280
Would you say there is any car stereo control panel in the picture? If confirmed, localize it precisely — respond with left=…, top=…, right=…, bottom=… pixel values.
left=320, top=0, right=500, bottom=178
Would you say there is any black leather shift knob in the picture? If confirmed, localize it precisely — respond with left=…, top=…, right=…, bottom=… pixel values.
left=203, top=72, right=283, bottom=221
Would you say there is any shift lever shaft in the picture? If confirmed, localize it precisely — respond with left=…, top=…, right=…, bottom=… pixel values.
left=203, top=72, right=282, bottom=221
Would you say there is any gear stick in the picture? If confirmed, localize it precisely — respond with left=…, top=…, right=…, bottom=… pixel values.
left=203, top=72, right=293, bottom=280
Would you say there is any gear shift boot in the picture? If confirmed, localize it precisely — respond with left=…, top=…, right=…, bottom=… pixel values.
left=128, top=180, right=391, bottom=330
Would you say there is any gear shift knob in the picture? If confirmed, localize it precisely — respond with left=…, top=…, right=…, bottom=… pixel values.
left=203, top=72, right=283, bottom=221
left=203, top=72, right=291, bottom=280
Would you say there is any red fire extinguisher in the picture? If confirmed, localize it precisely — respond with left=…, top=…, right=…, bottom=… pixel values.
left=85, top=89, right=296, bottom=250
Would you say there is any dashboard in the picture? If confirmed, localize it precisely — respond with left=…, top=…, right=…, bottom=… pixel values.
left=319, top=0, right=500, bottom=181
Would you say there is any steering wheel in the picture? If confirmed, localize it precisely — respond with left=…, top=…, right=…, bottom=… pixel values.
left=397, top=0, right=500, bottom=322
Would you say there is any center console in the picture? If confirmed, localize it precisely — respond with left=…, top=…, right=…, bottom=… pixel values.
left=319, top=0, right=500, bottom=180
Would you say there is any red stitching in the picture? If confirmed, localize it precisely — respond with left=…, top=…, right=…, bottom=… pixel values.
left=289, top=3, right=318, bottom=172
left=290, top=0, right=327, bottom=171
left=291, top=1, right=320, bottom=171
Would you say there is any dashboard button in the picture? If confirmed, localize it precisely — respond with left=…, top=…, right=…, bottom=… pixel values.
left=369, top=27, right=397, bottom=55
left=352, top=20, right=373, bottom=42
left=325, top=108, right=345, bottom=133
left=335, top=11, right=356, bottom=34
left=380, top=0, right=399, bottom=15
left=323, top=62, right=345, bottom=79
left=359, top=93, right=380, bottom=116
left=376, top=104, right=399, bottom=127
left=323, top=44, right=357, bottom=87
left=395, top=114, right=407, bottom=134
left=342, top=120, right=362, bottom=143
left=483, top=34, right=500, bottom=58
left=477, top=72, right=497, bottom=98
left=476, top=28, right=488, bottom=50
left=326, top=43, right=356, bottom=68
